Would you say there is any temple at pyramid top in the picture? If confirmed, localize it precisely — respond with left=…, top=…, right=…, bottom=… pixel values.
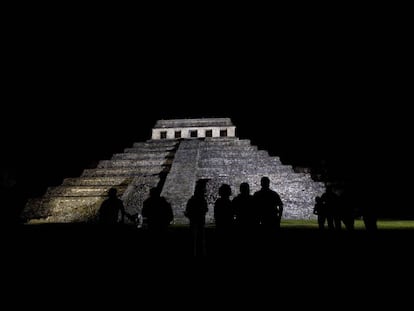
left=152, top=118, right=236, bottom=140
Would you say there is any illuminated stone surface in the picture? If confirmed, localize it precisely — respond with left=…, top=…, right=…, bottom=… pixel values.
left=152, top=118, right=236, bottom=140
left=22, top=118, right=325, bottom=223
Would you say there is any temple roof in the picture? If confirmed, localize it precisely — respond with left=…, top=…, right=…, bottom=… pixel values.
left=154, top=118, right=234, bottom=129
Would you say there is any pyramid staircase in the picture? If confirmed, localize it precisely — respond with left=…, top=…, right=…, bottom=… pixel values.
left=22, top=137, right=325, bottom=224
left=21, top=140, right=179, bottom=223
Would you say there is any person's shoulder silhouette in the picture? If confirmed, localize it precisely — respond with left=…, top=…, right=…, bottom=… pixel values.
left=233, top=182, right=256, bottom=226
left=313, top=196, right=323, bottom=215
left=254, top=177, right=283, bottom=204
left=185, top=182, right=208, bottom=224
left=99, top=188, right=125, bottom=224
left=253, top=177, right=284, bottom=227
left=142, top=187, right=173, bottom=229
left=214, top=183, right=233, bottom=227
left=185, top=181, right=208, bottom=256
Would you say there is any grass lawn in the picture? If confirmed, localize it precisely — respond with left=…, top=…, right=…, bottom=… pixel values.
left=168, top=219, right=414, bottom=230
left=375, top=219, right=414, bottom=230
left=280, top=219, right=414, bottom=230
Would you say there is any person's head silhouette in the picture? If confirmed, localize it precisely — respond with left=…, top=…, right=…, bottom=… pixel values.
left=261, top=177, right=270, bottom=189
left=108, top=187, right=118, bottom=198
left=194, top=183, right=206, bottom=197
left=218, top=184, right=232, bottom=198
left=239, top=182, right=250, bottom=195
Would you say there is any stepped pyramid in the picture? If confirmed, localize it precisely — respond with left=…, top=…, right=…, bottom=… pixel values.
left=22, top=118, right=325, bottom=224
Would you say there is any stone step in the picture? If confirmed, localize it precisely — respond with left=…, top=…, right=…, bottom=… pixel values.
left=230, top=173, right=318, bottom=185
left=62, top=176, right=133, bottom=186
left=269, top=156, right=283, bottom=164
left=193, top=175, right=320, bottom=195
left=134, top=141, right=179, bottom=147
left=22, top=198, right=51, bottom=219
left=121, top=175, right=160, bottom=217
left=198, top=157, right=283, bottom=167
left=23, top=181, right=159, bottom=222
left=45, top=185, right=129, bottom=197
left=81, top=166, right=167, bottom=177
left=22, top=196, right=104, bottom=223
left=97, top=159, right=171, bottom=168
left=198, top=155, right=282, bottom=166
left=125, top=146, right=177, bottom=153
left=112, top=152, right=171, bottom=160
left=197, top=165, right=294, bottom=174
left=35, top=175, right=162, bottom=223
left=199, top=151, right=269, bottom=159
left=196, top=171, right=312, bottom=187
left=199, top=145, right=258, bottom=152
left=203, top=137, right=239, bottom=141
left=201, top=139, right=251, bottom=146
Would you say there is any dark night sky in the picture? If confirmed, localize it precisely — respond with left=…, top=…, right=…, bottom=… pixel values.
left=1, top=8, right=411, bottom=219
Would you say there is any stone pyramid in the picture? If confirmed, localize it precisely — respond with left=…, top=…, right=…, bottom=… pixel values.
left=22, top=118, right=325, bottom=224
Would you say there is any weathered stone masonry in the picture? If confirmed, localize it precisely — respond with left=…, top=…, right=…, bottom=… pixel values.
left=22, top=118, right=325, bottom=224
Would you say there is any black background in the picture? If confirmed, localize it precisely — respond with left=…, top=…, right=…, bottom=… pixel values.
left=1, top=5, right=411, bottom=221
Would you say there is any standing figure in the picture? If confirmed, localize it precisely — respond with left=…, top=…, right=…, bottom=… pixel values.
left=185, top=182, right=208, bottom=256
left=141, top=187, right=173, bottom=233
left=253, top=177, right=284, bottom=231
left=214, top=184, right=234, bottom=231
left=99, top=188, right=125, bottom=224
left=321, top=186, right=340, bottom=231
left=232, top=182, right=257, bottom=254
left=314, top=196, right=328, bottom=230
left=233, top=182, right=257, bottom=229
left=214, top=184, right=234, bottom=254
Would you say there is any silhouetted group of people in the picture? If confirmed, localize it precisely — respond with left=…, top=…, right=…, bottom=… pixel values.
left=183, top=176, right=284, bottom=256
left=314, top=185, right=377, bottom=232
left=98, top=186, right=174, bottom=231
left=98, top=176, right=378, bottom=256
left=98, top=177, right=284, bottom=256
left=98, top=176, right=284, bottom=230
left=212, top=177, right=284, bottom=231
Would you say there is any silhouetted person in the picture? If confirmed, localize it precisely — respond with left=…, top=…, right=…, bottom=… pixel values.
left=253, top=177, right=284, bottom=231
left=214, top=184, right=234, bottom=254
left=99, top=188, right=125, bottom=224
left=313, top=196, right=328, bottom=230
left=321, top=186, right=340, bottom=231
left=185, top=182, right=208, bottom=256
left=141, top=187, right=173, bottom=232
left=233, top=182, right=257, bottom=229
left=232, top=182, right=258, bottom=254
left=214, top=184, right=234, bottom=230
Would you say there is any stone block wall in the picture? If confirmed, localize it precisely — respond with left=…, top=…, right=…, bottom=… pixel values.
left=22, top=120, right=324, bottom=225
left=160, top=138, right=325, bottom=224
